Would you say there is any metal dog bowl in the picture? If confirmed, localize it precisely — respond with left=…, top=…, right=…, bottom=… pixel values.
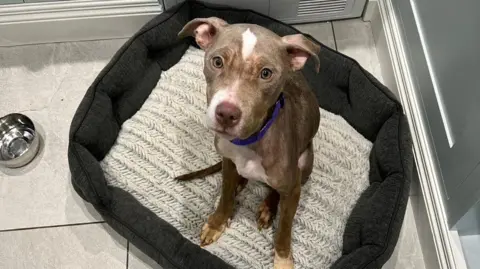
left=0, top=113, right=40, bottom=168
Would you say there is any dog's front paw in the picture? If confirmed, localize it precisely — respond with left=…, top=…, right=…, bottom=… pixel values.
left=200, top=221, right=227, bottom=247
left=274, top=251, right=294, bottom=269
left=257, top=201, right=274, bottom=230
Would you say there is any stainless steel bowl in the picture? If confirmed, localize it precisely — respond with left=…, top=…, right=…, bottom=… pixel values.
left=0, top=113, right=40, bottom=168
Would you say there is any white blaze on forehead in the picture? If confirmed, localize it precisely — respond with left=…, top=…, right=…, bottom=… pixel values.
left=241, top=28, right=257, bottom=60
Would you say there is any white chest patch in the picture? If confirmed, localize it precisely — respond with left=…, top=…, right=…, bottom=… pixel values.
left=216, top=137, right=268, bottom=184
left=241, top=28, right=257, bottom=60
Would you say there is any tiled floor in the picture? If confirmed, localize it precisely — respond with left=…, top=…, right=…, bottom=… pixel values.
left=0, top=19, right=425, bottom=268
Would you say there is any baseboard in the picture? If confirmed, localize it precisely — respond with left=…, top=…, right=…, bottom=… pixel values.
left=0, top=0, right=162, bottom=47
left=367, top=0, right=399, bottom=98
left=377, top=0, right=467, bottom=268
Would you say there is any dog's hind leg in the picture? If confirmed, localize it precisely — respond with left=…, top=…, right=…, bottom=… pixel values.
left=257, top=187, right=280, bottom=230
left=236, top=176, right=248, bottom=195
left=175, top=161, right=222, bottom=181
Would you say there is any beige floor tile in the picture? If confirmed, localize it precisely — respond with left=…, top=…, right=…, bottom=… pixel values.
left=293, top=22, right=336, bottom=50
left=333, top=19, right=384, bottom=82
left=383, top=197, right=426, bottom=269
left=0, top=223, right=127, bottom=269
left=412, top=194, right=441, bottom=269
left=0, top=39, right=126, bottom=230
left=128, top=244, right=163, bottom=269
left=0, top=39, right=126, bottom=115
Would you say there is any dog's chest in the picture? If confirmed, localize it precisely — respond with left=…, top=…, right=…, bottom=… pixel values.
left=216, top=138, right=268, bottom=184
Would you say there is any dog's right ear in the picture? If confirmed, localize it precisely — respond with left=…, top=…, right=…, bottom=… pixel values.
left=282, top=34, right=321, bottom=73
left=178, top=17, right=228, bottom=50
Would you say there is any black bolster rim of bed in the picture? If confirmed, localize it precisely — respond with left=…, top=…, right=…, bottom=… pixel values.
left=67, top=1, right=413, bottom=268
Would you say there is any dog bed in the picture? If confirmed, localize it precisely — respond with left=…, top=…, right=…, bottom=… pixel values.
left=101, top=46, right=372, bottom=269
left=68, top=1, right=413, bottom=269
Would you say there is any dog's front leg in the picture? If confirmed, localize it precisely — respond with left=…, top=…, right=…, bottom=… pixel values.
left=200, top=158, right=244, bottom=246
left=273, top=170, right=301, bottom=269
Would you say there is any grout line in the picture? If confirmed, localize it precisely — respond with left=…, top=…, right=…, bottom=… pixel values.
left=0, top=37, right=127, bottom=49
left=330, top=21, right=338, bottom=51
left=126, top=241, right=130, bottom=269
left=0, top=221, right=105, bottom=233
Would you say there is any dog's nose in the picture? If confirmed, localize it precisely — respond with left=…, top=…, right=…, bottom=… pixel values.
left=215, top=102, right=241, bottom=127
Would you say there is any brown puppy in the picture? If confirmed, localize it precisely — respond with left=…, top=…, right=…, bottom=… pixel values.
left=177, top=17, right=320, bottom=269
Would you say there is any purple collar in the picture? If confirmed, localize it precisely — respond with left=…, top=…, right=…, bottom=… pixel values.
left=230, top=93, right=285, bottom=146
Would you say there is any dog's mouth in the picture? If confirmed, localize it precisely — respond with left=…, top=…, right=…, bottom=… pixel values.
left=207, top=119, right=261, bottom=141
left=210, top=127, right=236, bottom=140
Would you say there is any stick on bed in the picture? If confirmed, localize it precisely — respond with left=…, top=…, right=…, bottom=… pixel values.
left=175, top=161, right=223, bottom=181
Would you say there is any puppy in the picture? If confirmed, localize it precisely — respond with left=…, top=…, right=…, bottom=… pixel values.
left=177, top=17, right=320, bottom=269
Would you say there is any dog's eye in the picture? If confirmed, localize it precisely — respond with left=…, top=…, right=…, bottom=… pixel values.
left=260, top=68, right=273, bottom=80
left=212, top=56, right=223, bottom=68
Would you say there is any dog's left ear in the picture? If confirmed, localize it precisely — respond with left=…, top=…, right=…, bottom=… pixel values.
left=178, top=17, right=228, bottom=50
left=282, top=34, right=321, bottom=72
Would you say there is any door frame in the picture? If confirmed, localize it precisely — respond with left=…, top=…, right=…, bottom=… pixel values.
left=377, top=0, right=467, bottom=268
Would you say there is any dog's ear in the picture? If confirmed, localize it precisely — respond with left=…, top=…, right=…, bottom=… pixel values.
left=178, top=17, right=228, bottom=50
left=282, top=34, right=321, bottom=72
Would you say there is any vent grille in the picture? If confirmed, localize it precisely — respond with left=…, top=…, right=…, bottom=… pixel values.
left=297, top=0, right=348, bottom=16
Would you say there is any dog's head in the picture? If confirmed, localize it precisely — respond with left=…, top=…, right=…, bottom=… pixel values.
left=179, top=17, right=320, bottom=139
